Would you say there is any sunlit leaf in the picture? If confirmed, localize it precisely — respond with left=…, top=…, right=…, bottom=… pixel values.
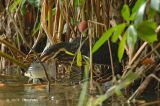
left=129, top=13, right=137, bottom=21
left=130, top=0, right=145, bottom=21
left=132, top=0, right=146, bottom=13
left=112, top=23, right=126, bottom=42
left=77, top=51, right=82, bottom=67
left=10, top=0, right=21, bottom=13
left=118, top=32, right=127, bottom=62
left=121, top=4, right=130, bottom=22
left=127, top=25, right=137, bottom=50
left=150, top=0, right=160, bottom=13
left=130, top=0, right=146, bottom=21
left=92, top=27, right=115, bottom=53
left=134, top=2, right=147, bottom=26
left=137, top=21, right=157, bottom=43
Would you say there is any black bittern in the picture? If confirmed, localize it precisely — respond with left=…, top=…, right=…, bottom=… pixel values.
left=40, top=37, right=123, bottom=83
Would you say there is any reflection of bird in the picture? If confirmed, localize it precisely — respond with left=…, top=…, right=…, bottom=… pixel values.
left=40, top=37, right=122, bottom=82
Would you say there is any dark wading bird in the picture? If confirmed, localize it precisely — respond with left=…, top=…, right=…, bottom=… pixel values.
left=39, top=37, right=123, bottom=83
left=25, top=20, right=124, bottom=84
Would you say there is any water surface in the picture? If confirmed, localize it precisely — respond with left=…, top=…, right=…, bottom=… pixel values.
left=0, top=75, right=80, bottom=106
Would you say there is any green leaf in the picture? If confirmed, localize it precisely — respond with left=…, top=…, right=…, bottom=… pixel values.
left=127, top=25, right=137, bottom=50
left=9, top=0, right=21, bottom=13
left=65, top=51, right=75, bottom=56
left=129, top=0, right=146, bottom=21
left=74, top=0, right=85, bottom=7
left=20, top=6, right=26, bottom=15
left=121, top=4, right=130, bottom=22
left=20, top=0, right=40, bottom=15
left=77, top=51, right=82, bottom=67
left=118, top=32, right=127, bottom=62
left=112, top=23, right=126, bottom=42
left=28, top=0, right=40, bottom=8
left=137, top=21, right=157, bottom=43
left=115, top=88, right=123, bottom=96
left=132, top=0, right=146, bottom=13
left=32, top=22, right=41, bottom=36
left=92, top=27, right=115, bottom=53
left=134, top=2, right=147, bottom=26
left=118, top=71, right=139, bottom=89
left=147, top=8, right=156, bottom=19
left=78, top=63, right=89, bottom=106
left=52, top=8, right=56, bottom=16
left=150, top=0, right=160, bottom=13
left=129, top=13, right=137, bottom=21
left=20, top=0, right=27, bottom=15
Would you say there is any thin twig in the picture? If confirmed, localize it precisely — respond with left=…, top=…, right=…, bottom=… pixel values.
left=129, top=42, right=148, bottom=66
left=107, top=40, right=116, bottom=82
left=128, top=73, right=160, bottom=102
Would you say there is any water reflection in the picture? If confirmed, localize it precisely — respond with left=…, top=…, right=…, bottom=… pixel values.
left=0, top=75, right=80, bottom=106
left=0, top=75, right=159, bottom=106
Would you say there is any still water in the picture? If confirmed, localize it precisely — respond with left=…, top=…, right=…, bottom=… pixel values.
left=0, top=75, right=80, bottom=106
left=0, top=74, right=159, bottom=106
